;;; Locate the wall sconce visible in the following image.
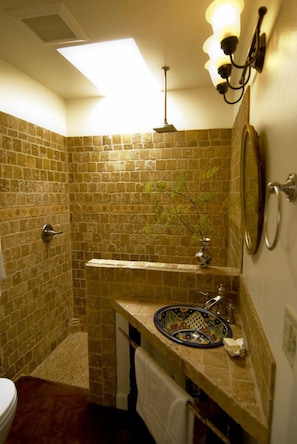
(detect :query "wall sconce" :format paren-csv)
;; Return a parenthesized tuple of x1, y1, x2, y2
(203, 0, 267, 104)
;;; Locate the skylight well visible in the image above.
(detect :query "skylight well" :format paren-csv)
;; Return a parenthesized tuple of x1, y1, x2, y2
(57, 38, 157, 97)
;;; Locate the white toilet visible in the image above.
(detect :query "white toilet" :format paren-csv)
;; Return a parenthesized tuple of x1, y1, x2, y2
(0, 378, 17, 444)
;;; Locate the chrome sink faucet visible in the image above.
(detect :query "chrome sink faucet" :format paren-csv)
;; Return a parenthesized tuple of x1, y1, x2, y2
(204, 284, 226, 316)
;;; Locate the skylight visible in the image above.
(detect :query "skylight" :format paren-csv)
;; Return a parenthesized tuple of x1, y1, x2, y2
(57, 38, 157, 97)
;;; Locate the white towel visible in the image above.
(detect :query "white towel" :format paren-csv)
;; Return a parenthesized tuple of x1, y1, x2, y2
(135, 347, 194, 444)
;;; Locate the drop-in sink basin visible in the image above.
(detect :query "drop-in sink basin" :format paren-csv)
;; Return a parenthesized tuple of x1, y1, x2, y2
(154, 305, 232, 348)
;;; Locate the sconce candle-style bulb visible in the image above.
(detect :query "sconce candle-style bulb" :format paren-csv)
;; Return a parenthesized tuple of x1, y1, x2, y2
(204, 60, 228, 91)
(203, 35, 230, 68)
(206, 0, 244, 54)
(203, 35, 232, 79)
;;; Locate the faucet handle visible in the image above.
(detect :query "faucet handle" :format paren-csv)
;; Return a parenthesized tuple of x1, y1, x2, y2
(198, 291, 209, 305)
(216, 284, 227, 316)
(226, 303, 236, 324)
(218, 283, 225, 295)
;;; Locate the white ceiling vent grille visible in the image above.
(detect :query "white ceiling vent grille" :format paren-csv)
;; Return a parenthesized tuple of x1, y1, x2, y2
(6, 2, 88, 45)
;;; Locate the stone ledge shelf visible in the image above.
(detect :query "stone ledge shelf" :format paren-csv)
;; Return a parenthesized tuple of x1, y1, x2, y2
(86, 259, 275, 444)
(113, 299, 267, 444)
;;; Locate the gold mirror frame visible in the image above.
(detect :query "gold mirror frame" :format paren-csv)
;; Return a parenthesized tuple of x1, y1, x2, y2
(240, 124, 264, 255)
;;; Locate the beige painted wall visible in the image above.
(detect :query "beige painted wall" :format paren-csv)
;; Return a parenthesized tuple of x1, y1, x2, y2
(0, 59, 67, 135)
(0, 58, 233, 136)
(243, 1, 297, 443)
(65, 87, 233, 136)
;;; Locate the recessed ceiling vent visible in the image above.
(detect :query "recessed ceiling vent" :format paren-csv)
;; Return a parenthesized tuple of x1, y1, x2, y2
(6, 2, 88, 45)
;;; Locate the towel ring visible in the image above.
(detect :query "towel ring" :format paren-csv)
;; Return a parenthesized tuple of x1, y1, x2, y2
(264, 183, 281, 250)
(264, 173, 297, 250)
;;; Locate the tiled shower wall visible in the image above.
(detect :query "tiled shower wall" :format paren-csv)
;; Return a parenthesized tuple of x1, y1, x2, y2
(68, 129, 232, 327)
(0, 112, 73, 379)
(0, 110, 235, 377)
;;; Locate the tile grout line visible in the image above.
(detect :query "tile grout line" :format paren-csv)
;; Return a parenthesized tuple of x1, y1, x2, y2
(31, 332, 89, 389)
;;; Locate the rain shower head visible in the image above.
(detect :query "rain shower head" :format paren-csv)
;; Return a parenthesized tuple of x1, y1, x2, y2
(154, 123, 177, 133)
(153, 66, 177, 133)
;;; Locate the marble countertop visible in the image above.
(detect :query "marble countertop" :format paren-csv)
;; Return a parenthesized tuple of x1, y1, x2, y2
(112, 298, 270, 444)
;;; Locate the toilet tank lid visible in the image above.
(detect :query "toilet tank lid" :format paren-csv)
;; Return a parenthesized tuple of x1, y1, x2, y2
(0, 378, 17, 415)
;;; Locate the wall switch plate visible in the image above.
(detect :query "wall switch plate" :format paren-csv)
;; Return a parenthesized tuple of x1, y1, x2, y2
(283, 305, 297, 368)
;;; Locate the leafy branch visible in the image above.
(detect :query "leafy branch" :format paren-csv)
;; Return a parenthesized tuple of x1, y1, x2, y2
(144, 167, 219, 243)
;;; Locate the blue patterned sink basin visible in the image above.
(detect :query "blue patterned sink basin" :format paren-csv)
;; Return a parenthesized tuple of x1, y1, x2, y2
(154, 305, 232, 348)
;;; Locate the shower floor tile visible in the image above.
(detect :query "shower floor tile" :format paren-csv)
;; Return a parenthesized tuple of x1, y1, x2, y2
(31, 332, 89, 389)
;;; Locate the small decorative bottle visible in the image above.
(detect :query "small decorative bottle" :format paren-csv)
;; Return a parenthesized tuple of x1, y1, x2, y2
(195, 237, 212, 268)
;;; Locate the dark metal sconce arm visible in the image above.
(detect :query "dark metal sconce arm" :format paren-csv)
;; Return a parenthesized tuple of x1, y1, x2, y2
(227, 66, 251, 90)
(229, 7, 267, 72)
(223, 87, 245, 105)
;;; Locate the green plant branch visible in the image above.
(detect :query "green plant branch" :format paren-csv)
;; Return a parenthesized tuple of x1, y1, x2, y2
(165, 191, 207, 238)
(145, 169, 220, 242)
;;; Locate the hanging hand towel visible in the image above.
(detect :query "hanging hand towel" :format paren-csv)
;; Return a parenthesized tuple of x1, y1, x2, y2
(135, 346, 194, 444)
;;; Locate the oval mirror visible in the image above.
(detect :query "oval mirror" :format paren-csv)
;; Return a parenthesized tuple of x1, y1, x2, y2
(240, 124, 264, 255)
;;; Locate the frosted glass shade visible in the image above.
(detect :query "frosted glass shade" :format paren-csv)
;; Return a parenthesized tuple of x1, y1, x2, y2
(206, 0, 244, 42)
(203, 36, 230, 69)
(205, 60, 226, 87)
